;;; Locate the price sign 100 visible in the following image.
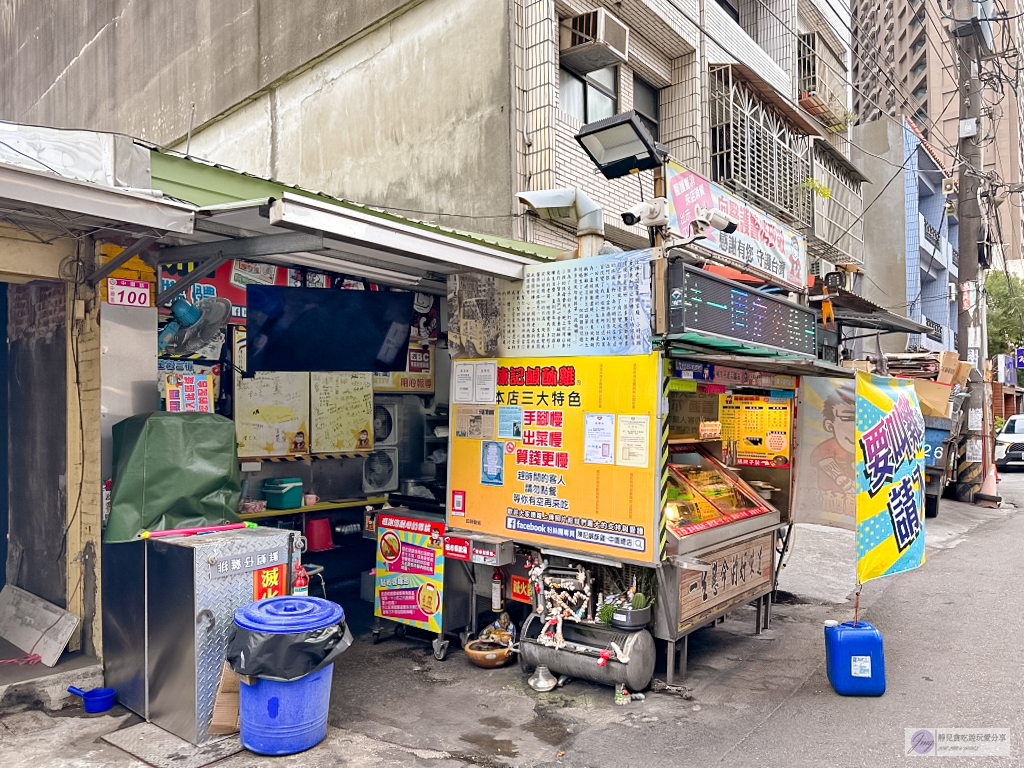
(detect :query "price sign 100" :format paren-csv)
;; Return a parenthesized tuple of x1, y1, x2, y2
(107, 278, 151, 307)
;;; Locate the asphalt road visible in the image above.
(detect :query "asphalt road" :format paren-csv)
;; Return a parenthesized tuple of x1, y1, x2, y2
(3, 479, 1021, 768)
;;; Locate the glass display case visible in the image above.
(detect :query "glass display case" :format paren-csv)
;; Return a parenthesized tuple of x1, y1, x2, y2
(664, 444, 773, 537)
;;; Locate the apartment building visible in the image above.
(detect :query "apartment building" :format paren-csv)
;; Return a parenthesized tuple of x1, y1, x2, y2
(852, 0, 1022, 268)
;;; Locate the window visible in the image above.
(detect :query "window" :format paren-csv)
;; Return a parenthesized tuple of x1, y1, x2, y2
(633, 75, 660, 140)
(559, 66, 618, 123)
(715, 0, 740, 23)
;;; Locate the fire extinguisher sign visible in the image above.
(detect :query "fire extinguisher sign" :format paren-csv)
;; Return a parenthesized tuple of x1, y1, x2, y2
(254, 564, 287, 600)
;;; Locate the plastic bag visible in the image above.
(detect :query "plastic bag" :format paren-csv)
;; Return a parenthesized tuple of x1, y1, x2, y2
(225, 621, 353, 682)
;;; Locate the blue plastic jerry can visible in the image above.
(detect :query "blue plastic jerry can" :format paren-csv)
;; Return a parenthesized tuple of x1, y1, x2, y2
(824, 620, 886, 696)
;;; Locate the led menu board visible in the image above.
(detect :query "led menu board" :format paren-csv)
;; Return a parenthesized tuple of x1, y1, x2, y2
(668, 264, 817, 357)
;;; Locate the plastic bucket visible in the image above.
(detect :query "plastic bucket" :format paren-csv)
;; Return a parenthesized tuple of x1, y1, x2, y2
(68, 685, 116, 713)
(233, 596, 345, 755)
(305, 518, 333, 552)
(239, 664, 334, 755)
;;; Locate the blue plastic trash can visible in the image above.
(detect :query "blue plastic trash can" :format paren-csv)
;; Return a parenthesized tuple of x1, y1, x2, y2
(233, 596, 345, 755)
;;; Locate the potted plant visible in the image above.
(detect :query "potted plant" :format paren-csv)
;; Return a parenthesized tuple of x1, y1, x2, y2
(610, 592, 653, 631)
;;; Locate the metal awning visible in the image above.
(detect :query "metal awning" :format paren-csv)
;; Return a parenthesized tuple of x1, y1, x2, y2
(0, 161, 195, 241)
(808, 287, 930, 334)
(665, 350, 855, 379)
(149, 193, 546, 302)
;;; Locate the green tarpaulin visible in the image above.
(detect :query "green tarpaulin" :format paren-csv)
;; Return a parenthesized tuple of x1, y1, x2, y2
(104, 412, 241, 543)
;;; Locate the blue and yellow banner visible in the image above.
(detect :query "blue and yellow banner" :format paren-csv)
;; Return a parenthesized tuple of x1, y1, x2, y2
(855, 373, 927, 583)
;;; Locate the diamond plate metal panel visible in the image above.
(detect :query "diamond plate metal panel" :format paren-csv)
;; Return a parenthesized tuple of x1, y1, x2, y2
(147, 528, 292, 745)
(192, 529, 292, 744)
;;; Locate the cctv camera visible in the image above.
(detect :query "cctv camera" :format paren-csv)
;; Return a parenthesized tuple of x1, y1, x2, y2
(621, 202, 648, 227)
(620, 198, 670, 228)
(693, 204, 739, 234)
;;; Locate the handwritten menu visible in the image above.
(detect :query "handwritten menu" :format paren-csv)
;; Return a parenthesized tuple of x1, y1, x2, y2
(234, 327, 309, 457)
(310, 372, 374, 453)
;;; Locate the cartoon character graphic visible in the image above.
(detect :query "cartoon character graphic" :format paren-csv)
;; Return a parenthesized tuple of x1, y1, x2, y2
(811, 391, 856, 494)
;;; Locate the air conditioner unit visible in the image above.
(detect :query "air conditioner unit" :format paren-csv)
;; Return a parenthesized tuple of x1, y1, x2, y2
(810, 257, 836, 279)
(559, 9, 629, 76)
(941, 177, 956, 196)
(373, 401, 399, 447)
(363, 448, 399, 493)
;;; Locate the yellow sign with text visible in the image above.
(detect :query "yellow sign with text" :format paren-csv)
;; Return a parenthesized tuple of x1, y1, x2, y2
(449, 355, 660, 563)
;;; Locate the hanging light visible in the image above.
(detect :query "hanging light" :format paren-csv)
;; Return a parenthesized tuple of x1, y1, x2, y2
(574, 111, 668, 180)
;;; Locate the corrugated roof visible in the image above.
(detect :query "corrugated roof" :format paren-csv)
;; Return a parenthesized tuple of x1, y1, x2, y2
(147, 146, 560, 262)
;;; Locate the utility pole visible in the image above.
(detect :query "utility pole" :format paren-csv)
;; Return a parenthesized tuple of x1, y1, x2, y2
(954, 34, 990, 502)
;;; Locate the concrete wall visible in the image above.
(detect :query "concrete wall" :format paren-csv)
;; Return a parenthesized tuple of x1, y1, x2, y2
(852, 118, 909, 354)
(178, 0, 516, 236)
(0, 0, 418, 144)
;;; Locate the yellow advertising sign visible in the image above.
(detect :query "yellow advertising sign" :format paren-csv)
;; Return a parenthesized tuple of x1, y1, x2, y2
(718, 394, 792, 467)
(855, 373, 926, 583)
(448, 355, 661, 563)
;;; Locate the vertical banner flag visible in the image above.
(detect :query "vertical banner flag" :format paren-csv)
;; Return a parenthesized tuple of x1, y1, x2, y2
(855, 373, 927, 582)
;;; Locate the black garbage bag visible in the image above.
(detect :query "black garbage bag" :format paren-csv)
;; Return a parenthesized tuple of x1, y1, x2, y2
(225, 620, 353, 682)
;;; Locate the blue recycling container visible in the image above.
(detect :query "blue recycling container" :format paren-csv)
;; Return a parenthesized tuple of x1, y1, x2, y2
(234, 596, 344, 755)
(824, 620, 886, 696)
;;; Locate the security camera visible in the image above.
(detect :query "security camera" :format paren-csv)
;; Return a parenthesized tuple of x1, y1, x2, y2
(693, 204, 739, 234)
(620, 197, 669, 228)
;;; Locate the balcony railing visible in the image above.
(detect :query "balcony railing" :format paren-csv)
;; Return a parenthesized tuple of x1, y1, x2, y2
(924, 317, 943, 343)
(923, 220, 940, 249)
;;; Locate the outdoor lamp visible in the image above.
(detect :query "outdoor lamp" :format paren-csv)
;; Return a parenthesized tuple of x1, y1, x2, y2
(574, 111, 668, 180)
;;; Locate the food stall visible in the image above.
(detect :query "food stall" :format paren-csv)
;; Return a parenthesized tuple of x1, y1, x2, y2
(445, 246, 850, 687)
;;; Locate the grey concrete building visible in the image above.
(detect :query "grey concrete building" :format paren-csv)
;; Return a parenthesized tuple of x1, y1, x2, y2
(1, 0, 864, 270)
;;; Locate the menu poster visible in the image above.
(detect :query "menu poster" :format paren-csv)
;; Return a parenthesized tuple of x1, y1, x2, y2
(583, 413, 615, 465)
(374, 513, 446, 632)
(164, 374, 214, 413)
(310, 372, 374, 453)
(718, 394, 791, 467)
(617, 415, 650, 468)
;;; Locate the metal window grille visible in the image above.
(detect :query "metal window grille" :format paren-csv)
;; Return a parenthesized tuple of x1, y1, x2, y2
(924, 220, 940, 249)
(952, 248, 959, 267)
(797, 33, 850, 132)
(924, 317, 943, 343)
(806, 145, 865, 265)
(709, 65, 812, 227)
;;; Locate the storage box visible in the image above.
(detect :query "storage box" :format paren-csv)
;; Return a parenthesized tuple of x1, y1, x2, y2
(936, 351, 961, 385)
(914, 379, 952, 419)
(263, 478, 303, 510)
(360, 570, 375, 603)
(954, 361, 972, 387)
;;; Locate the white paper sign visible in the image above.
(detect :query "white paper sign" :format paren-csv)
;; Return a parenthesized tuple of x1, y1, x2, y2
(616, 415, 650, 468)
(583, 413, 616, 464)
(454, 362, 475, 403)
(474, 360, 497, 404)
(966, 439, 983, 463)
(968, 408, 983, 432)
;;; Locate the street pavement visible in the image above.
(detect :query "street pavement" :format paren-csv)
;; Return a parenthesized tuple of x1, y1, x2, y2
(2, 479, 1021, 767)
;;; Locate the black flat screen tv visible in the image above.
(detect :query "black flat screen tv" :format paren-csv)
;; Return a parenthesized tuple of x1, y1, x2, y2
(245, 286, 414, 372)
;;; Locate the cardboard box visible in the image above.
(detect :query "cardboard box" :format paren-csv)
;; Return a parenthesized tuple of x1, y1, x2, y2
(914, 379, 953, 419)
(954, 361, 972, 387)
(209, 662, 240, 735)
(936, 351, 960, 385)
(842, 360, 873, 372)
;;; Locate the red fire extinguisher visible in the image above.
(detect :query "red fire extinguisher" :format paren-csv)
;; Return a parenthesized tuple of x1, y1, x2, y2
(293, 564, 309, 596)
(491, 568, 504, 611)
